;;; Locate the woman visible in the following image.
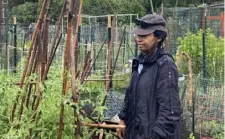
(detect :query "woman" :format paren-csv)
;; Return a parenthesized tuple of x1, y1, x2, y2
(117, 14, 181, 139)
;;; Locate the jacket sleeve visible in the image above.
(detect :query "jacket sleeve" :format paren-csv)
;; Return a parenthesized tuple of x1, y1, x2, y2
(118, 85, 130, 121)
(151, 58, 181, 139)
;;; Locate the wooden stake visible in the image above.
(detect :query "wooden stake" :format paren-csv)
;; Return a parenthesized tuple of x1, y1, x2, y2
(86, 38, 108, 78)
(43, 0, 67, 81)
(41, 17, 50, 80)
(10, 0, 48, 122)
(17, 31, 41, 122)
(105, 14, 117, 92)
(80, 50, 91, 84)
(70, 0, 83, 138)
(84, 123, 125, 129)
(58, 2, 72, 138)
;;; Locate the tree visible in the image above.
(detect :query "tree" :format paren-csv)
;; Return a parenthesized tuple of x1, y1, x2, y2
(83, 0, 145, 16)
(11, 2, 38, 24)
(8, 0, 224, 24)
(8, 0, 38, 8)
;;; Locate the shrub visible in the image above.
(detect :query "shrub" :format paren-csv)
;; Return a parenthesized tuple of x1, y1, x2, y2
(176, 29, 224, 80)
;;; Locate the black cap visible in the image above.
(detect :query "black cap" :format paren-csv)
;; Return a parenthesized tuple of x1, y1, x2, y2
(134, 14, 166, 35)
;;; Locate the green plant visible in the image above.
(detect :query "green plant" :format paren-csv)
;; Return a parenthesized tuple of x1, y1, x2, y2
(210, 120, 224, 139)
(112, 73, 130, 91)
(189, 133, 195, 139)
(0, 65, 122, 138)
(176, 29, 224, 80)
(201, 120, 224, 139)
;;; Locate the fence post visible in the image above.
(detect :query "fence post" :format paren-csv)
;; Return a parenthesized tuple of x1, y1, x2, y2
(13, 16, 17, 73)
(4, 6, 8, 73)
(202, 6, 207, 94)
(107, 15, 112, 88)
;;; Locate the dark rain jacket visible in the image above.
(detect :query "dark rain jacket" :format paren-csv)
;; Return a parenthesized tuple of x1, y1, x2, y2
(118, 47, 181, 139)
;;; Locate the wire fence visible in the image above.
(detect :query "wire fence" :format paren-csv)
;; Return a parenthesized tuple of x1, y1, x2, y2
(164, 4, 224, 139)
(0, 14, 138, 75)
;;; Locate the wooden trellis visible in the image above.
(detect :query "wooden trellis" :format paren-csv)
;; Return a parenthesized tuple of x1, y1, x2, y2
(10, 0, 126, 138)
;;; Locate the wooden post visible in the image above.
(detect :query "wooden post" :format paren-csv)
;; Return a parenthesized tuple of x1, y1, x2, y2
(80, 48, 91, 84)
(70, 0, 83, 138)
(42, 0, 67, 81)
(41, 17, 49, 79)
(105, 15, 116, 92)
(58, 5, 72, 139)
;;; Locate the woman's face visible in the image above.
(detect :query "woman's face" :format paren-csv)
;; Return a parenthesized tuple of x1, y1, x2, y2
(135, 33, 160, 53)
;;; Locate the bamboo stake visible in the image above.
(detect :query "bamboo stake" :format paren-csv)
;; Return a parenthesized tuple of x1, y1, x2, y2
(80, 49, 91, 80)
(41, 17, 50, 80)
(43, 0, 67, 80)
(105, 14, 116, 92)
(17, 31, 41, 122)
(58, 3, 72, 138)
(31, 88, 37, 110)
(80, 51, 91, 84)
(44, 33, 63, 79)
(28, 6, 52, 137)
(33, 31, 45, 112)
(25, 44, 40, 110)
(70, 0, 83, 138)
(10, 0, 48, 122)
(25, 82, 34, 108)
(86, 38, 107, 78)
(83, 58, 92, 80)
(26, 26, 46, 138)
(84, 123, 125, 129)
(71, 0, 82, 103)
(13, 82, 37, 85)
(84, 79, 124, 81)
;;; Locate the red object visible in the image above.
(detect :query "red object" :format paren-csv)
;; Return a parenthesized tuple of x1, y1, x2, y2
(198, 96, 224, 139)
(221, 12, 224, 37)
(206, 12, 224, 37)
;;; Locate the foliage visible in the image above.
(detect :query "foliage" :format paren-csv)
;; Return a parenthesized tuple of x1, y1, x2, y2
(7, 0, 38, 8)
(7, 0, 223, 24)
(83, 0, 146, 16)
(10, 2, 38, 24)
(38, 0, 64, 23)
(0, 64, 128, 138)
(201, 120, 224, 139)
(189, 133, 195, 139)
(112, 73, 130, 91)
(176, 29, 224, 80)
